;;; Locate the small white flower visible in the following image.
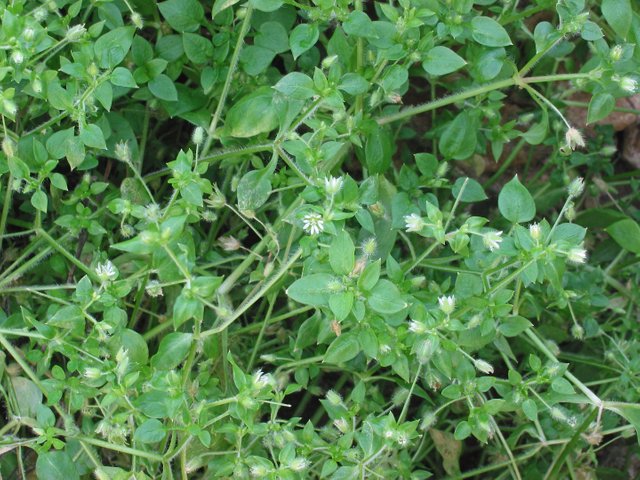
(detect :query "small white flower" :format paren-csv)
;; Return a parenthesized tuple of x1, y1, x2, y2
(34, 8, 48, 22)
(529, 223, 541, 241)
(219, 236, 241, 251)
(324, 176, 343, 196)
(302, 212, 324, 235)
(3, 99, 17, 116)
(288, 457, 309, 472)
(10, 50, 24, 65)
(326, 390, 343, 406)
(83, 367, 102, 379)
(409, 320, 427, 334)
(567, 246, 587, 264)
(610, 45, 623, 62)
(396, 432, 409, 446)
(144, 203, 161, 222)
(404, 213, 425, 232)
(361, 237, 377, 257)
(567, 177, 585, 198)
(334, 418, 349, 433)
(145, 280, 163, 297)
(571, 323, 585, 340)
(565, 127, 585, 150)
(438, 295, 456, 315)
(474, 359, 494, 375)
(66, 24, 86, 42)
(115, 141, 131, 163)
(384, 429, 395, 439)
(483, 230, 503, 252)
(23, 27, 36, 41)
(379, 344, 391, 354)
(252, 370, 271, 389)
(95, 260, 118, 282)
(249, 464, 269, 477)
(616, 75, 637, 93)
(192, 126, 205, 146)
(131, 12, 144, 29)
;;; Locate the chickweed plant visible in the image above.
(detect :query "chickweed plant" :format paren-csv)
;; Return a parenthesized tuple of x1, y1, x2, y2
(1, 0, 640, 478)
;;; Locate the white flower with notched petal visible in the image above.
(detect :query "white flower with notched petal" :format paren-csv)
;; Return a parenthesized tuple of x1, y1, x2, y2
(474, 359, 494, 374)
(567, 246, 587, 264)
(302, 213, 324, 235)
(565, 127, 585, 150)
(324, 176, 343, 196)
(483, 230, 503, 252)
(567, 177, 585, 198)
(95, 260, 118, 283)
(529, 223, 541, 241)
(438, 295, 456, 315)
(404, 213, 425, 232)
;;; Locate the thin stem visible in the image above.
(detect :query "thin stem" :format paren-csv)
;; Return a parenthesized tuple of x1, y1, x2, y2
(201, 7, 254, 156)
(0, 172, 13, 252)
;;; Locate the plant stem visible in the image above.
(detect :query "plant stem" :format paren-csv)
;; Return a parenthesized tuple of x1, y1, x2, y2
(376, 73, 593, 125)
(201, 7, 254, 157)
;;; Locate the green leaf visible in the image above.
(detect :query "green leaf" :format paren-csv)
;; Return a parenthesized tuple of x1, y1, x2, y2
(439, 111, 476, 160)
(522, 399, 538, 421)
(173, 291, 203, 328)
(94, 26, 135, 69)
(134, 419, 167, 443)
(606, 218, 640, 254)
(324, 332, 360, 364)
(158, 0, 204, 32)
(367, 279, 406, 314)
(64, 136, 86, 170)
(151, 332, 193, 370)
(11, 377, 42, 417)
(148, 74, 178, 101)
(31, 189, 48, 213)
(329, 292, 354, 321)
(471, 16, 512, 47)
(249, 0, 283, 12)
(287, 273, 335, 307)
(358, 259, 381, 292)
(601, 0, 632, 39)
(498, 316, 532, 337)
(226, 87, 278, 138)
(551, 377, 575, 395)
(422, 46, 466, 76)
(338, 73, 368, 95)
(364, 124, 392, 174)
(581, 21, 603, 41)
(290, 23, 319, 60)
(111, 67, 138, 88)
(236, 161, 275, 211)
(183, 33, 213, 64)
(329, 230, 355, 275)
(51, 173, 68, 191)
(606, 402, 640, 444)
(522, 109, 548, 145)
(452, 177, 487, 202)
(587, 92, 614, 124)
(498, 175, 536, 223)
(36, 451, 79, 480)
(274, 72, 315, 100)
(212, 0, 241, 18)
(80, 124, 107, 149)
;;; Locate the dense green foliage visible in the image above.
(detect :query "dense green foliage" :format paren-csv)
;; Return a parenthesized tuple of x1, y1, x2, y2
(1, 0, 640, 478)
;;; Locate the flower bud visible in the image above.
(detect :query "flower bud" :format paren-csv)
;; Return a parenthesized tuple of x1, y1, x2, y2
(131, 12, 144, 29)
(610, 45, 623, 62)
(192, 126, 205, 146)
(474, 359, 494, 375)
(567, 177, 585, 198)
